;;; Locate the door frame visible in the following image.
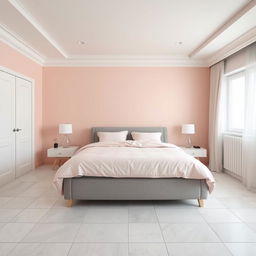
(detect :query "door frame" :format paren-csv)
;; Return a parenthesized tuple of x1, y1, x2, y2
(0, 66, 35, 170)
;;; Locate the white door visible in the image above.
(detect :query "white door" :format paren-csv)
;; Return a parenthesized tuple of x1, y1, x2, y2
(0, 71, 16, 186)
(15, 77, 32, 177)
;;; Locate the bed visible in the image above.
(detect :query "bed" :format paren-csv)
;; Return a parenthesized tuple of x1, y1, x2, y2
(58, 127, 213, 207)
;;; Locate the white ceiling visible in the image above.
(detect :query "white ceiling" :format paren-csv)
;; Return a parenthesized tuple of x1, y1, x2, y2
(0, 0, 255, 66)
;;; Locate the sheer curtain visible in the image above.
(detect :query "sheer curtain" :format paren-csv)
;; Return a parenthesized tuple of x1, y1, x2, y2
(209, 61, 225, 172)
(242, 43, 256, 190)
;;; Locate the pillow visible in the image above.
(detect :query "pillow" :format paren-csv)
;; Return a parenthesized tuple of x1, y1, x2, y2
(131, 132, 162, 142)
(97, 131, 128, 142)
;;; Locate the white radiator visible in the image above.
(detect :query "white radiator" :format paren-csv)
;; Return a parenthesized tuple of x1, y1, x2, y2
(223, 135, 242, 178)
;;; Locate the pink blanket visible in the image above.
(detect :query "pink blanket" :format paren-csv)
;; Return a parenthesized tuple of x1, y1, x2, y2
(53, 141, 215, 193)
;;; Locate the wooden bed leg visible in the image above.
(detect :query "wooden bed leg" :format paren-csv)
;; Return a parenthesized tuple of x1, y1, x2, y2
(198, 199, 204, 207)
(66, 200, 73, 207)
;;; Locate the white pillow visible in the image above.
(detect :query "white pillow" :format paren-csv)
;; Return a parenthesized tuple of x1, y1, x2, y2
(97, 131, 128, 142)
(131, 132, 162, 142)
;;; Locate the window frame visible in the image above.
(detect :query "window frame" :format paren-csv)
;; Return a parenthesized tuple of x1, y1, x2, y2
(225, 70, 245, 134)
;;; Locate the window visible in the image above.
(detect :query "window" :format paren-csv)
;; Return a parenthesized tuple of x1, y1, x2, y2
(226, 71, 245, 133)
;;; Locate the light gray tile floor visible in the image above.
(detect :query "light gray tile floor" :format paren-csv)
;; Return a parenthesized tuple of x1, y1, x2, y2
(0, 165, 255, 255)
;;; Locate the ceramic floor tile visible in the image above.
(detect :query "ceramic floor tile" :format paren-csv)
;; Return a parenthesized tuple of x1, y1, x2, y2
(154, 200, 199, 210)
(225, 243, 256, 256)
(0, 223, 35, 242)
(0, 182, 34, 197)
(210, 223, 256, 242)
(68, 243, 128, 256)
(247, 223, 256, 232)
(18, 187, 49, 198)
(52, 198, 68, 208)
(27, 197, 57, 209)
(8, 243, 71, 256)
(0, 165, 256, 253)
(83, 206, 128, 223)
(14, 173, 38, 183)
(129, 243, 168, 256)
(74, 200, 129, 209)
(0, 209, 22, 222)
(166, 243, 232, 256)
(129, 223, 164, 243)
(22, 223, 80, 242)
(156, 208, 205, 223)
(160, 223, 220, 242)
(13, 209, 49, 222)
(155, 207, 199, 215)
(199, 209, 241, 223)
(39, 208, 86, 223)
(0, 223, 6, 230)
(28, 182, 54, 189)
(220, 197, 256, 209)
(0, 243, 17, 256)
(1, 197, 35, 209)
(214, 189, 256, 198)
(129, 206, 157, 223)
(203, 197, 227, 209)
(232, 209, 256, 222)
(0, 197, 12, 206)
(75, 224, 128, 242)
(42, 189, 60, 198)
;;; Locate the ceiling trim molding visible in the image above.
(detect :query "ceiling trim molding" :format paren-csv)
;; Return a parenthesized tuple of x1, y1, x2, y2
(0, 25, 208, 67)
(8, 0, 68, 58)
(2, 21, 254, 68)
(189, 0, 256, 57)
(44, 56, 208, 67)
(0, 25, 45, 65)
(207, 27, 256, 66)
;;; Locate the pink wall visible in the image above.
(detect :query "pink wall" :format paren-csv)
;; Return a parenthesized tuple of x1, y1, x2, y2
(0, 42, 43, 166)
(43, 67, 210, 163)
(0, 41, 210, 167)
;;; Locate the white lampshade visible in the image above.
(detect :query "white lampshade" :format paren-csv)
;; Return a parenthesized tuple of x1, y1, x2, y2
(182, 124, 195, 134)
(59, 124, 72, 134)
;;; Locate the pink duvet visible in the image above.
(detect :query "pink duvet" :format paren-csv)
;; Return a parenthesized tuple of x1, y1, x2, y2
(53, 141, 215, 194)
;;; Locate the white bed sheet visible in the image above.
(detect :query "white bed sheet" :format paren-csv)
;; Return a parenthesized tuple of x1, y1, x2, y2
(53, 141, 215, 193)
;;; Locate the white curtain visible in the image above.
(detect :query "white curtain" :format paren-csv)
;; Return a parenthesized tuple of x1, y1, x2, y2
(209, 61, 225, 172)
(242, 43, 256, 190)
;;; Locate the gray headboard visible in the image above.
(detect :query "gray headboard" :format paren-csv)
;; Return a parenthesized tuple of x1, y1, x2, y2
(91, 127, 168, 143)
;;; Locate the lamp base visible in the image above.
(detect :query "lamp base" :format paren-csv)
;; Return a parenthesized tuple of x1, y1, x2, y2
(62, 135, 71, 148)
(185, 136, 192, 148)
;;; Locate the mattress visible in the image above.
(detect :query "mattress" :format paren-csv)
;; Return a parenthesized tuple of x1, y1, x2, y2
(53, 141, 215, 194)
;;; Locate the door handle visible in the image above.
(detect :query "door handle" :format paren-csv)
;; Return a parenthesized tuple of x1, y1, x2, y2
(13, 128, 22, 132)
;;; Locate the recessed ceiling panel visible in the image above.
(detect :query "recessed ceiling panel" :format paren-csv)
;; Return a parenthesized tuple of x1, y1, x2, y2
(0, 0, 63, 59)
(13, 0, 249, 57)
(195, 6, 256, 58)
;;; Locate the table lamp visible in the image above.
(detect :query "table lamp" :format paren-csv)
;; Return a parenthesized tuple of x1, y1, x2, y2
(182, 124, 195, 148)
(59, 124, 72, 148)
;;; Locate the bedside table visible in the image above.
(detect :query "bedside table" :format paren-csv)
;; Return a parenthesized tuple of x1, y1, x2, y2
(180, 147, 207, 159)
(47, 146, 79, 170)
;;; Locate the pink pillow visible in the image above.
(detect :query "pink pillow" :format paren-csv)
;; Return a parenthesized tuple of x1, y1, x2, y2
(131, 132, 162, 142)
(97, 131, 128, 142)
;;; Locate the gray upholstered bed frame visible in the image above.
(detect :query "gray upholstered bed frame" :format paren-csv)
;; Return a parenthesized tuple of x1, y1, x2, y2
(63, 127, 208, 207)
